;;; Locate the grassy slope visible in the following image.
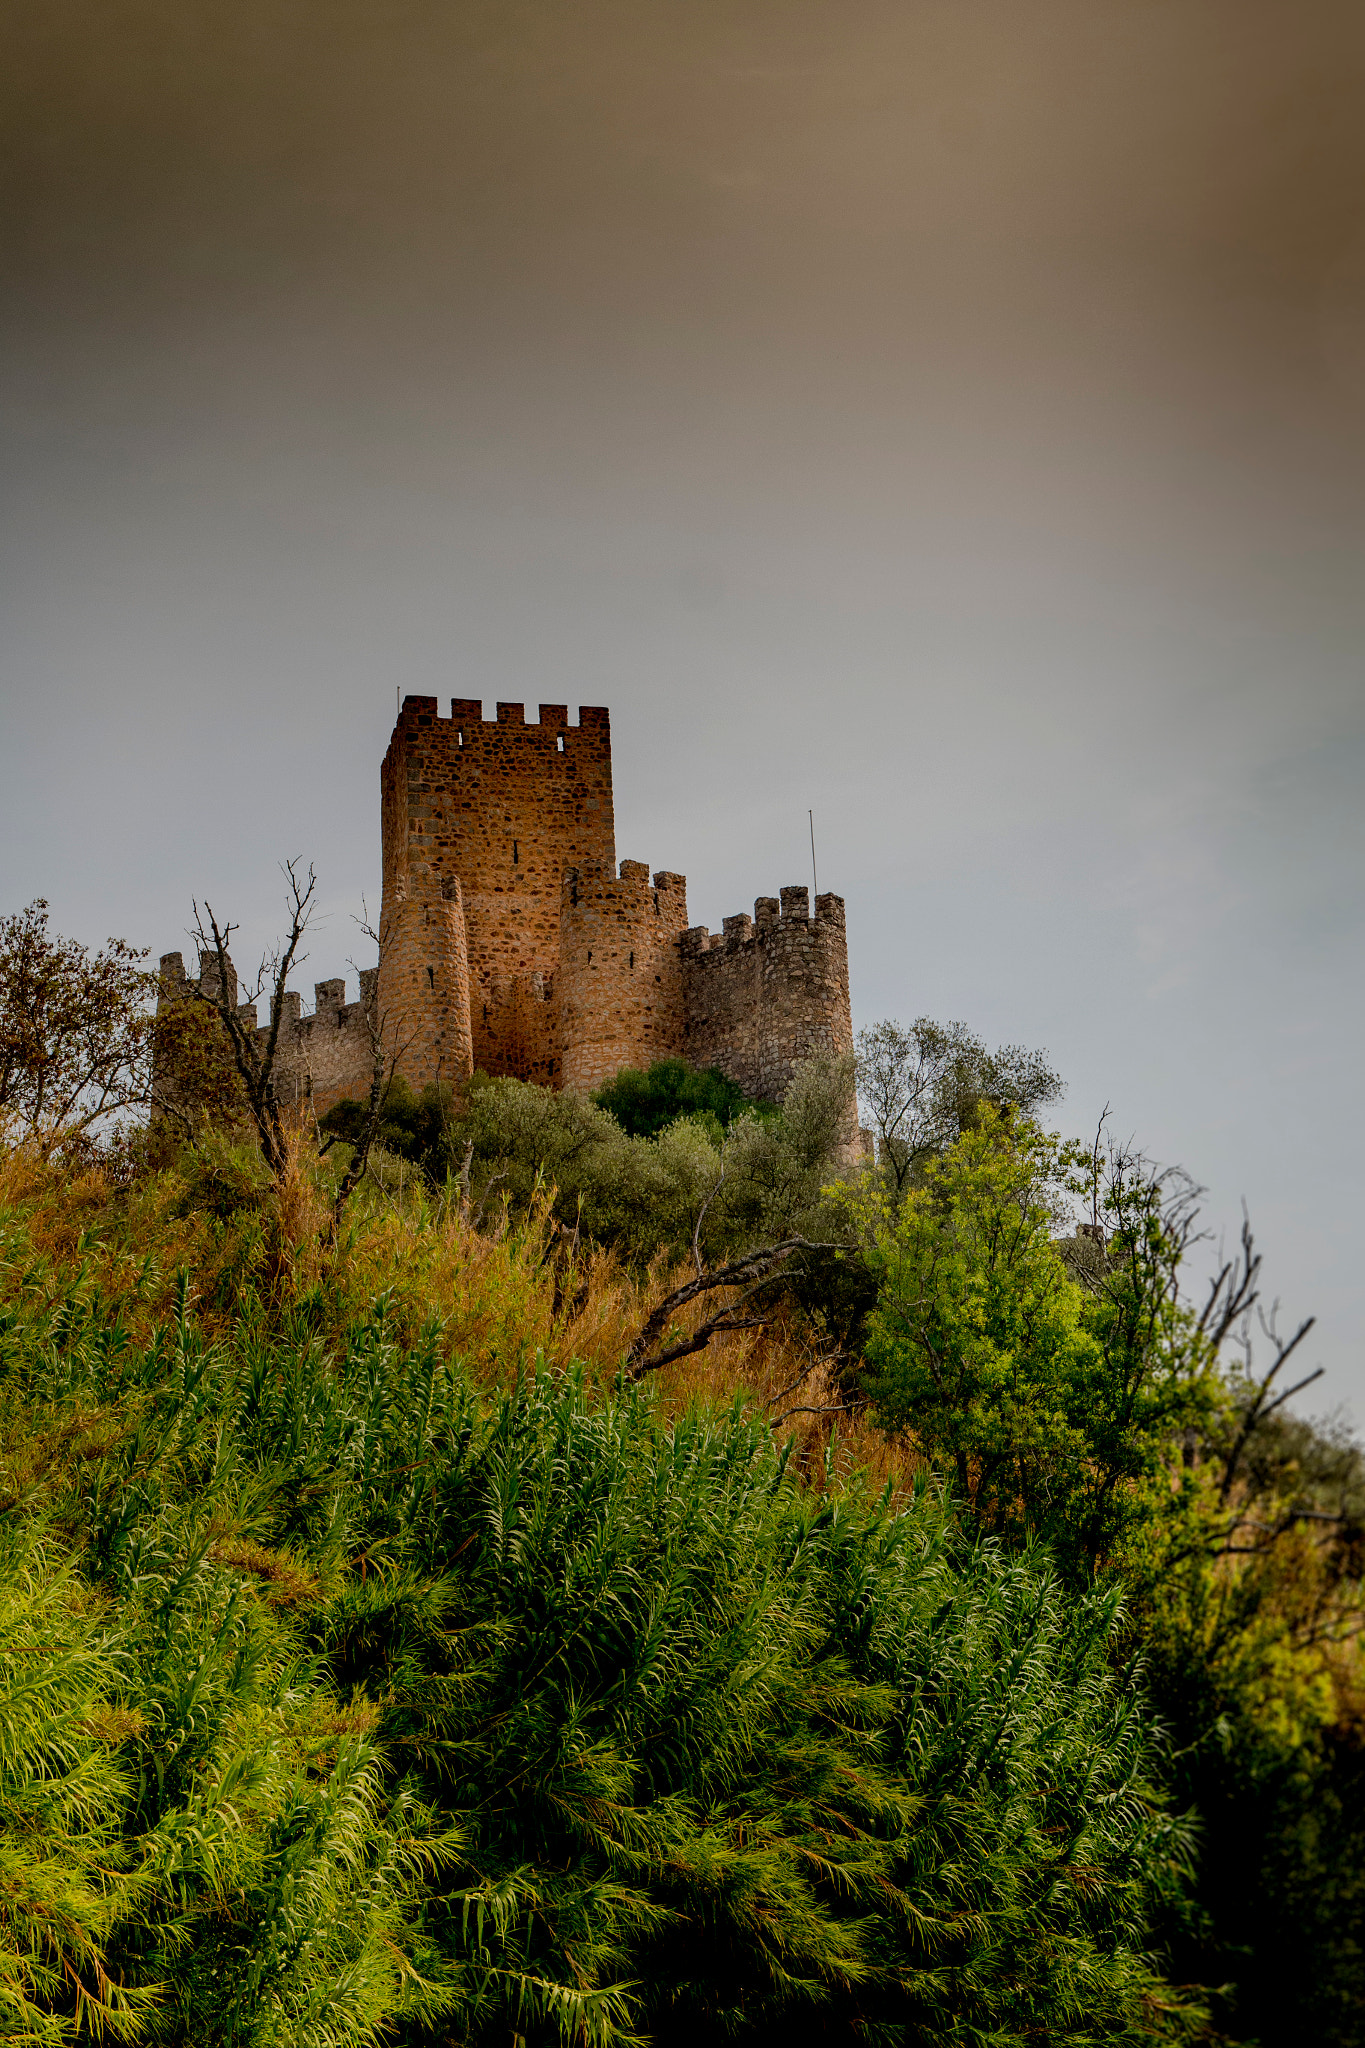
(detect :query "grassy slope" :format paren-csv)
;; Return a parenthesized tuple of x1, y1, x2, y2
(0, 1141, 1200, 2046)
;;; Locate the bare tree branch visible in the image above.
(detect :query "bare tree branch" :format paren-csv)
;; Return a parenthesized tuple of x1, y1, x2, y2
(770, 1401, 848, 1428)
(188, 860, 317, 1178)
(626, 1236, 852, 1381)
(1219, 1293, 1320, 1507)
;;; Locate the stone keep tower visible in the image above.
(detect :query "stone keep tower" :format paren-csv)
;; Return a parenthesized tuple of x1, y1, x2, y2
(379, 696, 616, 1088)
(377, 695, 856, 1107)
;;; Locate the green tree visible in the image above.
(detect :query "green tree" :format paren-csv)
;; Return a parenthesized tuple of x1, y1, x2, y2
(858, 1107, 1365, 2044)
(593, 1056, 749, 1139)
(318, 1074, 457, 1180)
(855, 1016, 1062, 1194)
(861, 1108, 1217, 1565)
(320, 1053, 858, 1268)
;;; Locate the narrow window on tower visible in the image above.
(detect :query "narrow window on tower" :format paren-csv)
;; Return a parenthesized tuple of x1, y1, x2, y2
(557, 734, 565, 753)
(629, 950, 634, 968)
(427, 966, 435, 989)
(513, 840, 519, 864)
(457, 729, 463, 746)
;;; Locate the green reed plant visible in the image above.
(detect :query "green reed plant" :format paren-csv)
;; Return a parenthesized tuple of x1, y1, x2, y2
(0, 1149, 1201, 2044)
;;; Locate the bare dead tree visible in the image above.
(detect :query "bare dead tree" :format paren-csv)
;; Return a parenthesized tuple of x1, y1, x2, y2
(451, 1137, 509, 1230)
(1113, 1193, 1333, 1575)
(1164, 1200, 1321, 1515)
(1217, 1302, 1321, 1510)
(456, 1137, 475, 1223)
(626, 1235, 853, 1382)
(189, 860, 317, 1179)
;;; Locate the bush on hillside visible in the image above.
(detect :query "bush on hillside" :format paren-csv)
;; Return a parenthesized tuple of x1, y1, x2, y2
(592, 1056, 751, 1139)
(321, 1051, 860, 1264)
(8, 951, 1365, 2048)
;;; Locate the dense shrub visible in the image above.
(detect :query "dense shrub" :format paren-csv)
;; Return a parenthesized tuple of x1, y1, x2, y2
(592, 1056, 750, 1139)
(7, 1008, 1363, 2045)
(321, 1052, 858, 1264)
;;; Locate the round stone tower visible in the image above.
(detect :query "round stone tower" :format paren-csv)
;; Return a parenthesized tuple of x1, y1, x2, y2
(557, 862, 689, 1093)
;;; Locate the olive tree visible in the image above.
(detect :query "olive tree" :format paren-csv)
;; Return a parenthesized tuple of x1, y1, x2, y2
(855, 1016, 1062, 1193)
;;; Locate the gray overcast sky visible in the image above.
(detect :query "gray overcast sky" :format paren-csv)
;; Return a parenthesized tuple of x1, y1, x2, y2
(2, 1, 1362, 1408)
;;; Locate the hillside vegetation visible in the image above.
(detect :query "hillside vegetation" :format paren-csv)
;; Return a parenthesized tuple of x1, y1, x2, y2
(1, 902, 1362, 2045)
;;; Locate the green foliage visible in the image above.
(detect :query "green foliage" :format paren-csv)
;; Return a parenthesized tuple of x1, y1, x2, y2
(0, 1162, 1200, 2045)
(1132, 1384, 1365, 2045)
(853, 1104, 1365, 2044)
(0, 899, 156, 1154)
(855, 1016, 1062, 1195)
(323, 1053, 858, 1266)
(859, 1110, 1212, 1567)
(148, 995, 249, 1155)
(592, 1058, 750, 1140)
(10, 984, 1365, 2046)
(0, 1529, 153, 2043)
(319, 1076, 456, 1180)
(173, 1125, 275, 1221)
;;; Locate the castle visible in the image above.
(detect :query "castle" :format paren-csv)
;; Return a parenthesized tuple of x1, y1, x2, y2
(158, 699, 855, 1120)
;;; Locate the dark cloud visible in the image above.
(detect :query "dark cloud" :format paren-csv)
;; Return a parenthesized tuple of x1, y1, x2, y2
(2, 0, 1362, 1400)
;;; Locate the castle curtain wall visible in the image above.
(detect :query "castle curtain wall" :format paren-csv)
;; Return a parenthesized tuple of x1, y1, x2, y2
(162, 699, 859, 1130)
(680, 888, 854, 1101)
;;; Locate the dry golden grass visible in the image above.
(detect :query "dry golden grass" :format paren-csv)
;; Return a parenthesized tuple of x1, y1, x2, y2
(206, 1538, 321, 1609)
(0, 1137, 923, 1499)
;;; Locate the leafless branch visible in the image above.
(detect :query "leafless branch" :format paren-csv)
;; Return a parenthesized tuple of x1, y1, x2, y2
(1087, 1103, 1111, 1231)
(1198, 1207, 1262, 1353)
(692, 1159, 727, 1279)
(626, 1237, 852, 1381)
(331, 899, 422, 1225)
(765, 1356, 823, 1411)
(456, 1138, 475, 1224)
(770, 1401, 848, 1428)
(470, 1168, 509, 1233)
(188, 861, 317, 1177)
(1219, 1289, 1320, 1506)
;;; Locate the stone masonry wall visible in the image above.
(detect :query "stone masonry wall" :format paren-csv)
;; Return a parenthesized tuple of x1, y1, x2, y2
(558, 863, 690, 1093)
(376, 878, 474, 1092)
(162, 701, 863, 1137)
(681, 887, 853, 1102)
(155, 952, 381, 1121)
(380, 696, 614, 1087)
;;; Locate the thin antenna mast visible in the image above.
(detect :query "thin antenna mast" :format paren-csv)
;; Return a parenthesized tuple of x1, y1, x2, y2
(809, 809, 818, 902)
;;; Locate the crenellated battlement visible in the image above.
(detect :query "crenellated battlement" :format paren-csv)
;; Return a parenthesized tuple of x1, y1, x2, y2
(680, 886, 845, 960)
(155, 951, 380, 1119)
(679, 887, 853, 1102)
(385, 696, 610, 752)
(166, 701, 860, 1134)
(380, 694, 615, 1085)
